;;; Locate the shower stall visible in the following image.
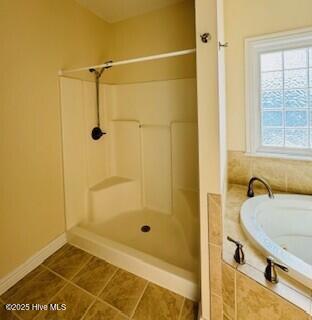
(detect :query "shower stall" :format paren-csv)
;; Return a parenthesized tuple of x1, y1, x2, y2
(59, 50, 199, 299)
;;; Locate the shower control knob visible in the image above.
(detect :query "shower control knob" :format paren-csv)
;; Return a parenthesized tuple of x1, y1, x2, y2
(227, 236, 245, 265)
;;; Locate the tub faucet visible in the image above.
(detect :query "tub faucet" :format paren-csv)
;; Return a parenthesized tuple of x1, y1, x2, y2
(247, 176, 274, 199)
(264, 257, 288, 284)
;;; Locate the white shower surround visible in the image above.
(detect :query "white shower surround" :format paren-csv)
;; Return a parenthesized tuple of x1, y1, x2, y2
(60, 77, 199, 300)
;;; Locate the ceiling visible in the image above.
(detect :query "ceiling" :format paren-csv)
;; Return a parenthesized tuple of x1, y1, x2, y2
(75, 0, 186, 23)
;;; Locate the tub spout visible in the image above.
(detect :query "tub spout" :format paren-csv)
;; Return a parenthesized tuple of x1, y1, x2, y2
(247, 176, 274, 199)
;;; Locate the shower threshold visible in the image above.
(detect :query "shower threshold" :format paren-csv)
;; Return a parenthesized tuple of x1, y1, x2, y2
(67, 209, 199, 300)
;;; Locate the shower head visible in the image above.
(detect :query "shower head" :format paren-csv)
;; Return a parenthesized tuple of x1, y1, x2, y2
(89, 67, 105, 79)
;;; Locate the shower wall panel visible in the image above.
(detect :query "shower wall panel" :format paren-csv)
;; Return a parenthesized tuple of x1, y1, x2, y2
(141, 127, 172, 213)
(83, 82, 111, 187)
(60, 78, 88, 229)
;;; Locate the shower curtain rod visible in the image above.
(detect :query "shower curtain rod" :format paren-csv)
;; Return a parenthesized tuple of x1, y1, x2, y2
(59, 48, 196, 75)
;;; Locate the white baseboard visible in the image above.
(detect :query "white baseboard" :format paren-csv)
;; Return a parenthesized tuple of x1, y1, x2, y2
(0, 233, 67, 295)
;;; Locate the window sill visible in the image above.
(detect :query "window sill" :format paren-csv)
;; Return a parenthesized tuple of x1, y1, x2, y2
(245, 151, 312, 162)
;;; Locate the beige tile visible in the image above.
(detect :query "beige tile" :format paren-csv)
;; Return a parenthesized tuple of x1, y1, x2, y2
(1, 268, 65, 320)
(83, 300, 127, 320)
(0, 303, 20, 320)
(208, 194, 222, 246)
(209, 244, 222, 296)
(236, 272, 309, 320)
(228, 151, 252, 185)
(223, 314, 232, 320)
(286, 161, 312, 194)
(133, 283, 183, 320)
(72, 256, 117, 296)
(43, 244, 91, 280)
(180, 299, 198, 320)
(36, 283, 94, 320)
(100, 269, 147, 317)
(251, 157, 287, 191)
(211, 293, 223, 320)
(237, 263, 311, 314)
(222, 262, 235, 320)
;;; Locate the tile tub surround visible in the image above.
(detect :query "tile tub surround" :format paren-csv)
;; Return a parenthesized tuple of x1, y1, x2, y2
(0, 244, 198, 320)
(223, 184, 312, 319)
(208, 193, 224, 320)
(228, 150, 312, 194)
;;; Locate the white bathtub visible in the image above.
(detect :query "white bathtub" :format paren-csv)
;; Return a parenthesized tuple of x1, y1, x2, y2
(240, 194, 312, 288)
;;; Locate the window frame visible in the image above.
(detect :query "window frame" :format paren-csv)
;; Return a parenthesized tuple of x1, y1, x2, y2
(245, 27, 312, 159)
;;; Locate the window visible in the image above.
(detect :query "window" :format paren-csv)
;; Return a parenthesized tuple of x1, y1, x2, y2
(246, 28, 312, 159)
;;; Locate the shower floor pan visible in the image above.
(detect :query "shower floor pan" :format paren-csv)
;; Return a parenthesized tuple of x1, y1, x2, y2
(67, 208, 199, 300)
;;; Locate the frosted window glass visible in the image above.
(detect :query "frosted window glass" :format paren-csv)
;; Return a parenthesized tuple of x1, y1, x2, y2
(284, 89, 308, 109)
(284, 69, 308, 89)
(262, 111, 283, 126)
(261, 72, 283, 90)
(261, 90, 283, 109)
(262, 128, 284, 146)
(285, 111, 308, 127)
(284, 49, 307, 69)
(259, 46, 312, 150)
(261, 52, 282, 71)
(285, 129, 308, 148)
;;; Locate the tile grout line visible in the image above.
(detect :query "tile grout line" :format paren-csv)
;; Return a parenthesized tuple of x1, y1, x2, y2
(41, 264, 130, 319)
(96, 267, 119, 298)
(0, 296, 24, 320)
(32, 281, 71, 320)
(129, 281, 149, 320)
(94, 297, 130, 319)
(79, 298, 97, 320)
(178, 297, 186, 320)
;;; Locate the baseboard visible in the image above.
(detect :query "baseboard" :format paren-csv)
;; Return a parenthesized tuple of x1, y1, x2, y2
(0, 233, 67, 295)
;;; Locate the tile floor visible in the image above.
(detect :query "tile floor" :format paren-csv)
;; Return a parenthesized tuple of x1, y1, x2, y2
(0, 244, 198, 320)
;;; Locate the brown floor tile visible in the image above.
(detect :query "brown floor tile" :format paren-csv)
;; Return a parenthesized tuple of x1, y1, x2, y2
(0, 303, 20, 320)
(99, 269, 147, 317)
(43, 244, 91, 280)
(35, 283, 94, 320)
(1, 268, 66, 320)
(1, 266, 44, 301)
(180, 299, 198, 320)
(72, 256, 117, 296)
(133, 283, 184, 320)
(83, 300, 127, 320)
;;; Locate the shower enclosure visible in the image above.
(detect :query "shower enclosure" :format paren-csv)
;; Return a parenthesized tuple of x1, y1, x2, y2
(60, 50, 199, 299)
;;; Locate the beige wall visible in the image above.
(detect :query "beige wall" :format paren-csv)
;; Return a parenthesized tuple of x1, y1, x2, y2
(225, 0, 312, 151)
(106, 0, 196, 84)
(0, 0, 112, 278)
(0, 0, 196, 278)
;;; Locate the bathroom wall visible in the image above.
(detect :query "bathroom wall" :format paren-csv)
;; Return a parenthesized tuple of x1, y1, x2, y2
(228, 151, 312, 194)
(105, 0, 196, 84)
(0, 0, 112, 278)
(225, 0, 312, 151)
(0, 0, 196, 279)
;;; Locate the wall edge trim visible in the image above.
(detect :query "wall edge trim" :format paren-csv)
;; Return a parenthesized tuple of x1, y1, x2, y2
(0, 233, 67, 295)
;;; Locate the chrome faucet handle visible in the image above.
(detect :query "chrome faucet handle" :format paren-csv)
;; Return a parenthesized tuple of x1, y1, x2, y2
(227, 236, 245, 265)
(264, 257, 288, 284)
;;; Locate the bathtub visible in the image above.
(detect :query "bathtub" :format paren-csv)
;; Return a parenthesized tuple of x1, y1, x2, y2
(240, 194, 312, 288)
